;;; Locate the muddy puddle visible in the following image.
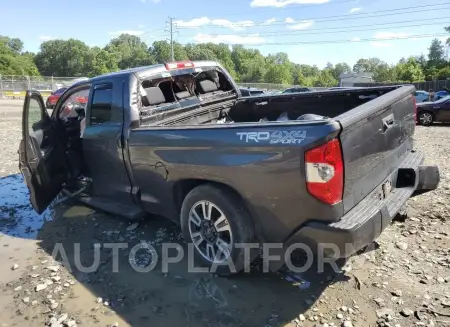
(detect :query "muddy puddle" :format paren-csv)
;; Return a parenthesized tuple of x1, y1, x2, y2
(0, 174, 54, 239)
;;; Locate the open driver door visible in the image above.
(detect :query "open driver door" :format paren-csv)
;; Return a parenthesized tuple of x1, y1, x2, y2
(19, 90, 67, 214)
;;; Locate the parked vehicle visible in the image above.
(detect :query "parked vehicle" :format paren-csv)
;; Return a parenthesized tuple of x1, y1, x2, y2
(281, 87, 312, 94)
(239, 87, 265, 97)
(46, 87, 67, 109)
(415, 90, 429, 103)
(19, 61, 440, 275)
(416, 95, 450, 125)
(435, 90, 449, 101)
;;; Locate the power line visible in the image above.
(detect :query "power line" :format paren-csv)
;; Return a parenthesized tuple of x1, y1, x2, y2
(177, 0, 358, 20)
(178, 18, 450, 38)
(248, 33, 449, 46)
(176, 2, 450, 29)
(178, 33, 447, 47)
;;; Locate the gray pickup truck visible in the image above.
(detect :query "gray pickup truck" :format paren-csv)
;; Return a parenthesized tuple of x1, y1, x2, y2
(19, 60, 440, 274)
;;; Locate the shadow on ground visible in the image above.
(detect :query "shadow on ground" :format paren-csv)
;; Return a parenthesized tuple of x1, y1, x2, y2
(1, 173, 351, 327)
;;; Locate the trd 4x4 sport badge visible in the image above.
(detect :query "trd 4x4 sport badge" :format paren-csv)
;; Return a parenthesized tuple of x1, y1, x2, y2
(236, 130, 307, 144)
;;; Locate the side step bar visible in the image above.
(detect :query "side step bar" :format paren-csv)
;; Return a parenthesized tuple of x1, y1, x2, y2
(61, 189, 146, 221)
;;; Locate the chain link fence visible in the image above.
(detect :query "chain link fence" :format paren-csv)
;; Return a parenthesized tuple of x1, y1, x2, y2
(0, 75, 84, 98)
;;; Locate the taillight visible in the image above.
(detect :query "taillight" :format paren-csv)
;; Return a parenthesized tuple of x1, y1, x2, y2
(165, 61, 194, 70)
(305, 139, 343, 205)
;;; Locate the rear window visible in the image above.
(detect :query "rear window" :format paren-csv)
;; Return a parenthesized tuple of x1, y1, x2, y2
(139, 68, 235, 117)
(90, 87, 112, 124)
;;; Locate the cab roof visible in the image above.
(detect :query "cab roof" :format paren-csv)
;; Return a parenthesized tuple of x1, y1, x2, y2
(78, 60, 221, 85)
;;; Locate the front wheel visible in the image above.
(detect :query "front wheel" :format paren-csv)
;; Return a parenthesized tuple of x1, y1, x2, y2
(180, 184, 257, 276)
(418, 111, 434, 126)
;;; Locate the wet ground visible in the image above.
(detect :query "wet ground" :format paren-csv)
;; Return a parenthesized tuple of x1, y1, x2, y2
(0, 99, 449, 327)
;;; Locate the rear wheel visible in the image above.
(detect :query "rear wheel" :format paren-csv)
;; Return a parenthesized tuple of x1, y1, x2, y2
(180, 184, 257, 275)
(418, 111, 434, 126)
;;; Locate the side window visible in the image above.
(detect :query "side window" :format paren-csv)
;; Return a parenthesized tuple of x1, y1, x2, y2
(90, 86, 113, 125)
(59, 89, 90, 120)
(28, 98, 44, 135)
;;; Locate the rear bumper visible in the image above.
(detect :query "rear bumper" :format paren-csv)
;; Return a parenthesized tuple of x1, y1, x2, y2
(284, 151, 439, 260)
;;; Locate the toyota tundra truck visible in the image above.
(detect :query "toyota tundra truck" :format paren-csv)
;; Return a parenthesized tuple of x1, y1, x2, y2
(19, 60, 440, 275)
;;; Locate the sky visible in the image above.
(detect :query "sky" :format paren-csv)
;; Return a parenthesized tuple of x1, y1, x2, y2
(1, 0, 449, 68)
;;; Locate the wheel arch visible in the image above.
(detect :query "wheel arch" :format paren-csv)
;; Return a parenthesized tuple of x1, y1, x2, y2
(172, 179, 263, 241)
(418, 110, 435, 125)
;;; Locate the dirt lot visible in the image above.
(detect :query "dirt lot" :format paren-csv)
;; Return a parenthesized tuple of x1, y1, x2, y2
(0, 99, 449, 327)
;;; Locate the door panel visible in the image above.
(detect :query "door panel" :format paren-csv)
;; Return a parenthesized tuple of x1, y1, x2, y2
(82, 80, 135, 205)
(19, 91, 66, 213)
(437, 101, 450, 122)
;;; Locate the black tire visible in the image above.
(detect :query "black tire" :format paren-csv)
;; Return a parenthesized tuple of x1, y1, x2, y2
(180, 184, 257, 276)
(418, 111, 434, 126)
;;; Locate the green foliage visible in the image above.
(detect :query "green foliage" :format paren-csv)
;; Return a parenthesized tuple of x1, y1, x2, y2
(0, 36, 39, 75)
(437, 66, 450, 80)
(428, 39, 446, 68)
(394, 57, 425, 82)
(34, 39, 92, 76)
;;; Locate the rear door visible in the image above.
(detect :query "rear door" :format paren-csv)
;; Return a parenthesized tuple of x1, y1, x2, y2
(434, 98, 450, 121)
(19, 91, 67, 213)
(336, 86, 416, 213)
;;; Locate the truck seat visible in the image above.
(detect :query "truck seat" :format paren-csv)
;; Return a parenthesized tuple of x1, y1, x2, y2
(197, 80, 218, 94)
(143, 87, 167, 107)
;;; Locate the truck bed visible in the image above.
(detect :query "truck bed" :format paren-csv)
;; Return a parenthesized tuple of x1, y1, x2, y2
(144, 86, 401, 126)
(129, 85, 417, 243)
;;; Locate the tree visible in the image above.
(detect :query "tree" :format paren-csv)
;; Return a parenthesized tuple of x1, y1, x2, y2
(0, 36, 39, 75)
(437, 66, 450, 80)
(373, 63, 395, 82)
(428, 38, 446, 68)
(394, 57, 425, 82)
(105, 34, 155, 70)
(332, 62, 351, 80)
(34, 39, 92, 76)
(445, 26, 450, 46)
(0, 35, 23, 54)
(86, 47, 119, 76)
(312, 69, 338, 87)
(353, 58, 384, 73)
(353, 59, 371, 73)
(298, 64, 320, 78)
(264, 63, 292, 84)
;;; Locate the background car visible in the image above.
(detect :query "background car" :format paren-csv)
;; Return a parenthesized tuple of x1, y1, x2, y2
(46, 87, 67, 109)
(281, 87, 312, 94)
(416, 95, 450, 125)
(239, 88, 265, 97)
(435, 90, 449, 100)
(415, 90, 429, 103)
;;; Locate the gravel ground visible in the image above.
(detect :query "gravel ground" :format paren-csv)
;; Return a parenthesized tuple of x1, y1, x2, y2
(0, 99, 449, 327)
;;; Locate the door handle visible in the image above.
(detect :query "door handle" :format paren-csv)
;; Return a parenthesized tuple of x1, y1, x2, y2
(381, 114, 395, 133)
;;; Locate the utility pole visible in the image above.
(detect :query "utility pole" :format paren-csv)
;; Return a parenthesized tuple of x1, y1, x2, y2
(166, 17, 175, 62)
(166, 17, 178, 61)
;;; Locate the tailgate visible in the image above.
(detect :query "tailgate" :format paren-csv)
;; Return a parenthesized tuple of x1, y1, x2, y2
(336, 85, 416, 214)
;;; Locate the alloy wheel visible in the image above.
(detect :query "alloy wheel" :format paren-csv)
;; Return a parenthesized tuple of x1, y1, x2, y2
(188, 200, 233, 263)
(419, 112, 433, 125)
